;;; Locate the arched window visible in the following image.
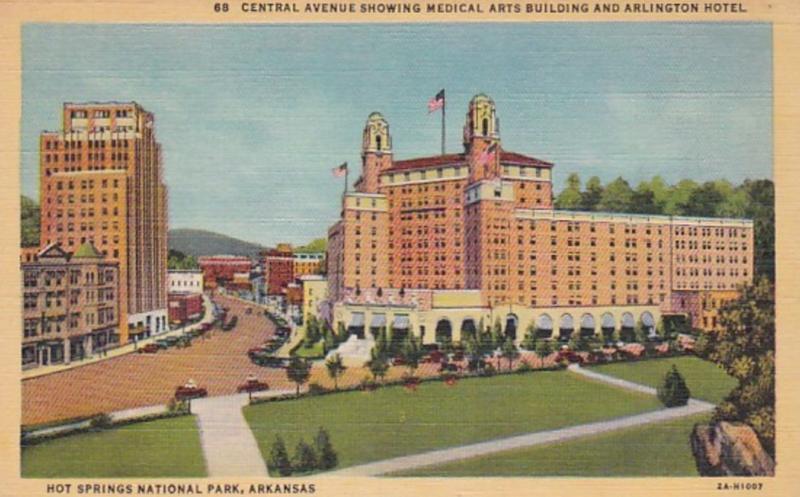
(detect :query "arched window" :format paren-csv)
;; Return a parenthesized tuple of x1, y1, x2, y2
(376, 135, 382, 150)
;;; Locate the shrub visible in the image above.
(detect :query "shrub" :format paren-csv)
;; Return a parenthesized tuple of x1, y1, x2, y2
(292, 440, 318, 474)
(657, 365, 691, 407)
(314, 428, 338, 470)
(88, 413, 113, 430)
(516, 361, 533, 373)
(307, 382, 328, 396)
(269, 435, 293, 476)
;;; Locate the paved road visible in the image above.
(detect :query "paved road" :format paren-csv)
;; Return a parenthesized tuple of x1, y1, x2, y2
(22, 294, 294, 426)
(326, 365, 715, 477)
(192, 393, 269, 477)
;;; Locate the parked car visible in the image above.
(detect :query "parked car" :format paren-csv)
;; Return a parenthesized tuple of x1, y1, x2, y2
(174, 384, 208, 401)
(237, 379, 269, 393)
(155, 339, 170, 350)
(137, 343, 159, 354)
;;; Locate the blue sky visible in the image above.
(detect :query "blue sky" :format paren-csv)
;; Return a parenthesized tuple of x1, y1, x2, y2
(21, 23, 772, 246)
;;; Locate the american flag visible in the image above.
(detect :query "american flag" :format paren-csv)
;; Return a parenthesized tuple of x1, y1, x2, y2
(331, 162, 348, 177)
(428, 89, 445, 113)
(479, 142, 498, 165)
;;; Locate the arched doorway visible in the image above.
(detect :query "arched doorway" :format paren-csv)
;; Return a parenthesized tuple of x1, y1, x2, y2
(460, 318, 477, 341)
(504, 314, 519, 341)
(621, 312, 635, 342)
(436, 318, 453, 344)
(601, 313, 615, 341)
(536, 314, 553, 339)
(580, 314, 596, 338)
(559, 313, 574, 341)
(641, 311, 656, 337)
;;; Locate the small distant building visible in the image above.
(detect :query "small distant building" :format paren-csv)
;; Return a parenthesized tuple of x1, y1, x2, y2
(198, 255, 252, 290)
(293, 252, 325, 277)
(300, 274, 328, 322)
(168, 269, 203, 294)
(285, 282, 304, 324)
(21, 243, 119, 369)
(263, 243, 294, 299)
(168, 292, 204, 326)
(670, 289, 741, 331)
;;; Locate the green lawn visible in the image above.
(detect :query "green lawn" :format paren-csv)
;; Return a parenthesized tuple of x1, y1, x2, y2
(22, 416, 206, 478)
(293, 340, 325, 358)
(243, 370, 663, 473)
(393, 413, 710, 477)
(589, 356, 737, 404)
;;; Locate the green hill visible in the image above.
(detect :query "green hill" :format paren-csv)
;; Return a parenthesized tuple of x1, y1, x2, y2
(168, 229, 265, 258)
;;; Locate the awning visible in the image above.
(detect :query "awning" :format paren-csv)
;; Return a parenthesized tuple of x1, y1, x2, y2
(559, 314, 574, 330)
(392, 315, 410, 330)
(641, 312, 655, 327)
(349, 312, 365, 327)
(370, 314, 386, 328)
(601, 314, 615, 328)
(580, 314, 595, 329)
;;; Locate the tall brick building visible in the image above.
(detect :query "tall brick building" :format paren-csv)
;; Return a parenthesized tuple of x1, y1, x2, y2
(326, 95, 754, 342)
(38, 102, 168, 344)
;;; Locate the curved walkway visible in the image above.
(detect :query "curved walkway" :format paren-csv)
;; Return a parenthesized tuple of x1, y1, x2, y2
(327, 365, 715, 477)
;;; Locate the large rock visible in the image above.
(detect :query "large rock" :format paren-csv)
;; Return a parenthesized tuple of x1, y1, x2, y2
(691, 421, 775, 476)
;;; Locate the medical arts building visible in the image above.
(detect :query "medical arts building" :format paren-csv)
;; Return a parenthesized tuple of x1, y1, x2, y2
(325, 94, 754, 343)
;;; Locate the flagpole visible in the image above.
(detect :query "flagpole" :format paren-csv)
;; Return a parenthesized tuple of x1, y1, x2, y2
(344, 162, 348, 196)
(441, 93, 446, 155)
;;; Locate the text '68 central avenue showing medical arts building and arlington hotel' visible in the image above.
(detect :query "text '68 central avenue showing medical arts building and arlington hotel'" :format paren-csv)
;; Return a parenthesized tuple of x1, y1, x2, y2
(326, 94, 754, 342)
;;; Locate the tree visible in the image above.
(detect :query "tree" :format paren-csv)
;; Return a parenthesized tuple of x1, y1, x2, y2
(269, 435, 293, 476)
(304, 315, 320, 348)
(492, 317, 504, 349)
(21, 195, 40, 247)
(401, 335, 423, 376)
(286, 357, 312, 397)
(521, 322, 537, 350)
(742, 179, 775, 282)
(322, 323, 336, 353)
(535, 338, 553, 361)
(292, 440, 318, 474)
(366, 348, 389, 383)
(580, 176, 603, 211)
(657, 365, 691, 407)
(314, 427, 338, 470)
(681, 181, 725, 217)
(500, 337, 520, 371)
(324, 353, 346, 390)
(702, 277, 775, 456)
(597, 177, 633, 212)
(555, 173, 582, 209)
(464, 336, 483, 372)
(336, 321, 348, 343)
(629, 181, 659, 214)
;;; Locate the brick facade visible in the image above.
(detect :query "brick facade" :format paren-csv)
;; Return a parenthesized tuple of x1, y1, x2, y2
(326, 94, 754, 334)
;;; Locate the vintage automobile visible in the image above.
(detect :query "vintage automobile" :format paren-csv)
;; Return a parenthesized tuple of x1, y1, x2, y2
(237, 377, 269, 393)
(174, 382, 208, 401)
(137, 343, 160, 354)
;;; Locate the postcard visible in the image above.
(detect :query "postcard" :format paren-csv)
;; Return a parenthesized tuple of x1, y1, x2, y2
(1, 1, 797, 496)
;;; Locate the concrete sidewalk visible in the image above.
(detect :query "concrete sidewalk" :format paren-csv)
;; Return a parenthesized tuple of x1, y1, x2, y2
(23, 294, 216, 380)
(191, 390, 294, 477)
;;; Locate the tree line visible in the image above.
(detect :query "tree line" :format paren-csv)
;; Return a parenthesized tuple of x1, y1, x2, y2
(553, 175, 774, 281)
